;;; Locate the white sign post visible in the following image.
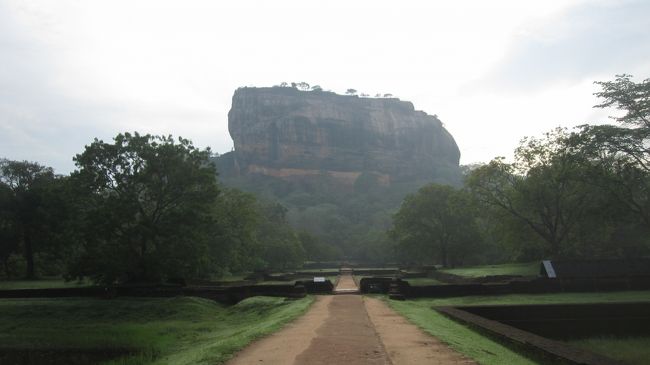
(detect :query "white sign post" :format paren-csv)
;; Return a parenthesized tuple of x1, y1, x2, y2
(542, 260, 557, 278)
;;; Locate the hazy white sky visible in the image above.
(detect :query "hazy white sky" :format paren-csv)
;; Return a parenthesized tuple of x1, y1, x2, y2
(1, 0, 649, 173)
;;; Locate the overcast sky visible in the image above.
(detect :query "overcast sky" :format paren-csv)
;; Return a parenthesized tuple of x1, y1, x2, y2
(1, 0, 649, 173)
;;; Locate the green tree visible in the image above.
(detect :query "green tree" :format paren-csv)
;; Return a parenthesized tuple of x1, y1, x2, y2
(351, 229, 395, 264)
(576, 75, 650, 169)
(70, 133, 220, 284)
(467, 129, 598, 258)
(594, 74, 649, 127)
(298, 231, 342, 262)
(0, 181, 19, 277)
(390, 184, 480, 267)
(256, 202, 305, 270)
(0, 159, 61, 278)
(211, 188, 261, 273)
(571, 75, 650, 227)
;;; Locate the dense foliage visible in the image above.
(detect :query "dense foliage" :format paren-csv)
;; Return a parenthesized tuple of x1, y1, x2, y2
(0, 133, 308, 283)
(216, 168, 447, 263)
(386, 75, 650, 266)
(2, 75, 649, 276)
(0, 160, 65, 278)
(68, 133, 221, 283)
(391, 184, 481, 267)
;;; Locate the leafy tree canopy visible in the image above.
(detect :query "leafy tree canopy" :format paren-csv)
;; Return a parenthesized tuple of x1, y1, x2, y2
(0, 159, 62, 279)
(70, 132, 220, 284)
(576, 75, 650, 171)
(594, 74, 650, 127)
(467, 129, 597, 258)
(390, 184, 479, 267)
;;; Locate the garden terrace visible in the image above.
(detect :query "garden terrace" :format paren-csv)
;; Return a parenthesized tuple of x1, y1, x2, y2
(539, 259, 650, 279)
(436, 302, 650, 365)
(0, 280, 337, 304)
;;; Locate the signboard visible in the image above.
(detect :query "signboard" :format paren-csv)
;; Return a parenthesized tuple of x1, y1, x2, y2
(542, 260, 557, 278)
(313, 277, 326, 282)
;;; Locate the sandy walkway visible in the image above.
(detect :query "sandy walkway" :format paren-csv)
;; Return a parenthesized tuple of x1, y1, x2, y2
(226, 274, 476, 365)
(293, 295, 390, 364)
(365, 297, 477, 365)
(334, 269, 359, 293)
(225, 296, 333, 365)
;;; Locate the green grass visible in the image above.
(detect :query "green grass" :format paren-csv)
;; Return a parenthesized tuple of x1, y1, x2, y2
(404, 277, 444, 286)
(0, 295, 314, 365)
(386, 298, 539, 365)
(398, 290, 650, 307)
(295, 269, 340, 274)
(0, 278, 92, 290)
(440, 262, 539, 278)
(385, 291, 650, 365)
(568, 336, 650, 365)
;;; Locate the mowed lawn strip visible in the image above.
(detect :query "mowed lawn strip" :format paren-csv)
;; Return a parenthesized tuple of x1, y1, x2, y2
(568, 336, 650, 365)
(384, 290, 650, 365)
(386, 298, 539, 365)
(405, 277, 445, 286)
(439, 262, 539, 278)
(0, 295, 314, 365)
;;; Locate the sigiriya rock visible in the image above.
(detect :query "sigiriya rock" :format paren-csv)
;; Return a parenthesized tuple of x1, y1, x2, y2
(217, 86, 461, 187)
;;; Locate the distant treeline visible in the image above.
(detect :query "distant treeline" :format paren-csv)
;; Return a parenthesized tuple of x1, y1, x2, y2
(223, 75, 650, 268)
(2, 75, 648, 283)
(0, 133, 327, 284)
(392, 75, 650, 267)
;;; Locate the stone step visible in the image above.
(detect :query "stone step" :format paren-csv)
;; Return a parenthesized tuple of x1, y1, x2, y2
(334, 288, 360, 295)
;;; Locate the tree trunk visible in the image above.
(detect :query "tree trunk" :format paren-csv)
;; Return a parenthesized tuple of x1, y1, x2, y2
(549, 236, 561, 259)
(2, 258, 10, 278)
(139, 236, 148, 281)
(440, 241, 449, 268)
(23, 228, 35, 279)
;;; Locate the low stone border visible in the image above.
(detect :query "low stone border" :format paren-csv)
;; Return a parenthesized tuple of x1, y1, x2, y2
(403, 276, 650, 298)
(436, 306, 627, 365)
(352, 268, 399, 276)
(0, 280, 336, 304)
(457, 302, 650, 339)
(358, 277, 393, 293)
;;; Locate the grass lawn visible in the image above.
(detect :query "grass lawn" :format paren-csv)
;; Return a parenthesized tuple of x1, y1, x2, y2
(352, 267, 398, 271)
(404, 277, 444, 286)
(0, 278, 92, 290)
(440, 262, 539, 278)
(385, 290, 650, 365)
(0, 295, 314, 365)
(568, 336, 650, 365)
(294, 269, 340, 274)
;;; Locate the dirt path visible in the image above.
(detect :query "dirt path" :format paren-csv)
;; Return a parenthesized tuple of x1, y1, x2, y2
(226, 274, 476, 365)
(225, 296, 333, 365)
(365, 297, 477, 365)
(334, 269, 359, 293)
(294, 295, 390, 364)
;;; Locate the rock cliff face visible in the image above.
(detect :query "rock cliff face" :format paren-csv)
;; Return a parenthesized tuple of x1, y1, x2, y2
(223, 87, 460, 186)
